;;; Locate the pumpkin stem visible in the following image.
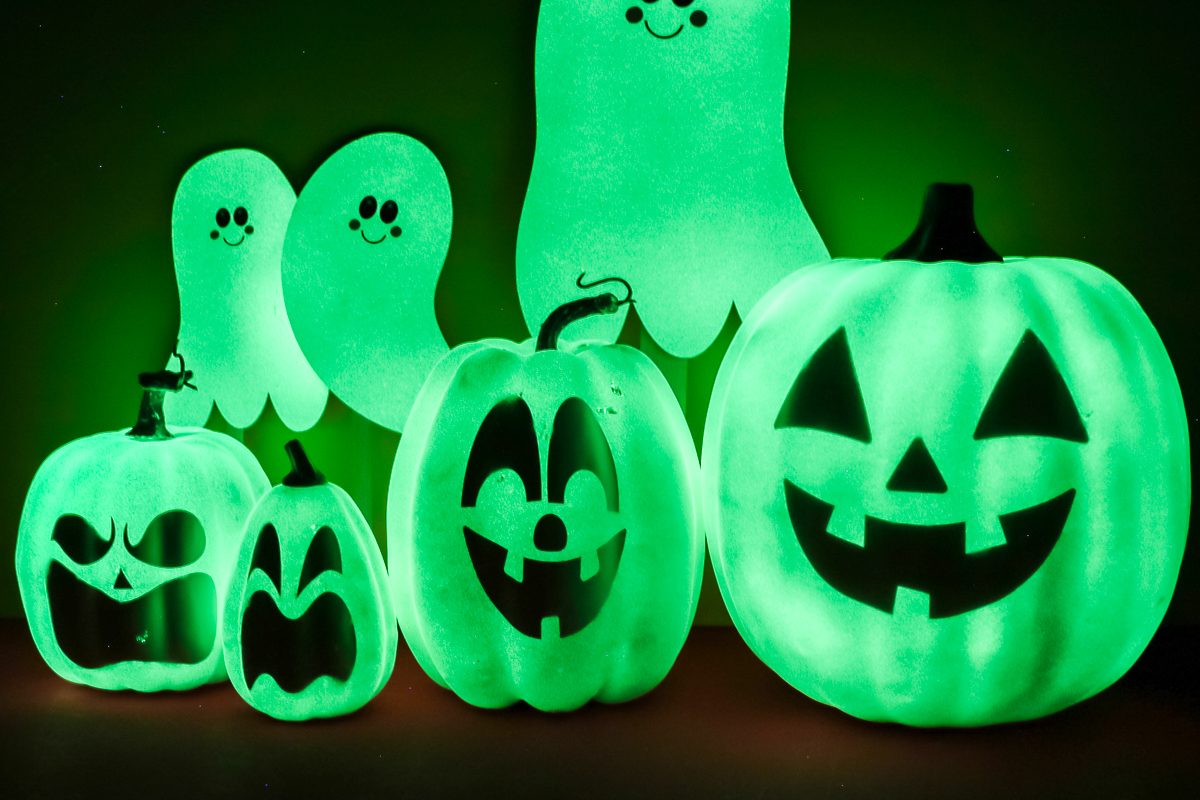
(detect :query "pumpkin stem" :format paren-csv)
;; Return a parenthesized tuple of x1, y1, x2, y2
(282, 439, 327, 487)
(536, 273, 635, 352)
(127, 351, 196, 441)
(883, 183, 1002, 263)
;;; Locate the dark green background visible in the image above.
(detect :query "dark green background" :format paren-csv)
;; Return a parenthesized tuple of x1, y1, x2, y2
(1, 0, 1195, 626)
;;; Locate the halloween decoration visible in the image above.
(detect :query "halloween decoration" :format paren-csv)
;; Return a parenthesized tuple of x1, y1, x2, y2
(224, 440, 395, 721)
(282, 133, 450, 433)
(702, 184, 1190, 726)
(166, 149, 328, 431)
(16, 357, 270, 690)
(516, 0, 827, 358)
(389, 276, 704, 711)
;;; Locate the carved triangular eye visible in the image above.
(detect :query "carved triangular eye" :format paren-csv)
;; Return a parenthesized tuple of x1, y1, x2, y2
(462, 396, 542, 507)
(547, 397, 619, 511)
(298, 526, 342, 595)
(250, 523, 282, 593)
(775, 327, 872, 443)
(974, 330, 1088, 443)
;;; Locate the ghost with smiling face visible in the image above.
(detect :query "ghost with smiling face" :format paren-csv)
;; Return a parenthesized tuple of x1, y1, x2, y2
(516, 0, 828, 358)
(166, 150, 328, 431)
(281, 133, 450, 433)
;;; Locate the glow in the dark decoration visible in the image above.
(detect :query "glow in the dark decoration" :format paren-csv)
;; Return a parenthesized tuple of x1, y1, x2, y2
(223, 440, 396, 721)
(389, 277, 704, 711)
(516, 0, 828, 358)
(16, 358, 270, 690)
(281, 133, 450, 433)
(166, 149, 328, 431)
(703, 185, 1191, 726)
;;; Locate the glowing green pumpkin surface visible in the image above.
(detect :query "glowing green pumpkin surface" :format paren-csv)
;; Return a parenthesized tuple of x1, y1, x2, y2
(516, 0, 827, 358)
(17, 378, 269, 691)
(166, 149, 328, 431)
(703, 186, 1190, 726)
(224, 441, 396, 721)
(388, 297, 703, 710)
(281, 133, 450, 433)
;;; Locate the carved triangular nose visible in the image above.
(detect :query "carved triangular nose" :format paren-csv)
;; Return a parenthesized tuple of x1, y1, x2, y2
(113, 568, 133, 590)
(886, 438, 948, 493)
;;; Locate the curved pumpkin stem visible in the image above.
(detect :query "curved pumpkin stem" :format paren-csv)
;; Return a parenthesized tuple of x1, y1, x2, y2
(536, 273, 635, 352)
(884, 183, 1003, 264)
(282, 439, 327, 487)
(127, 351, 195, 441)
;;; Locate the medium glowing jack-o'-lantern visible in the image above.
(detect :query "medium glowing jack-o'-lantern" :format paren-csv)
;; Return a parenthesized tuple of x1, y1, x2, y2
(702, 185, 1190, 726)
(224, 440, 396, 721)
(16, 358, 270, 690)
(389, 277, 704, 711)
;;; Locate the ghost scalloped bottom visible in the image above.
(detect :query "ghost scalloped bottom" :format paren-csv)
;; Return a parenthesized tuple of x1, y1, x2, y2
(224, 440, 395, 721)
(16, 360, 269, 690)
(702, 184, 1190, 725)
(389, 276, 704, 710)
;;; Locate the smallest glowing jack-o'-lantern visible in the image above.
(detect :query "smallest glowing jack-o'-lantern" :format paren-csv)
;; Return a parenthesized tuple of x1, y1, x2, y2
(16, 355, 270, 691)
(224, 440, 396, 720)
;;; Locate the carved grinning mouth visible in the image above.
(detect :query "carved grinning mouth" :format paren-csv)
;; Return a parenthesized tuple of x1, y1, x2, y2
(463, 526, 626, 638)
(783, 481, 1075, 618)
(47, 560, 216, 667)
(645, 22, 684, 39)
(360, 230, 386, 244)
(241, 590, 356, 693)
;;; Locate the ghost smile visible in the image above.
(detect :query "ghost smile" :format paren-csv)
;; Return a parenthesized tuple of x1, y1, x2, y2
(782, 481, 1075, 618)
(223, 235, 245, 246)
(360, 231, 386, 244)
(645, 22, 684, 39)
(463, 526, 626, 638)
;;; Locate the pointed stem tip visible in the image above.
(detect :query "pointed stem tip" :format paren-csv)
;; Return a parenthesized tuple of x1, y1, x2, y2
(283, 439, 327, 487)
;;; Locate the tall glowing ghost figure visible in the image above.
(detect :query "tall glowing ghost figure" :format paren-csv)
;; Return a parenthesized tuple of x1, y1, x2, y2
(516, 0, 828, 358)
(167, 149, 328, 431)
(281, 133, 451, 433)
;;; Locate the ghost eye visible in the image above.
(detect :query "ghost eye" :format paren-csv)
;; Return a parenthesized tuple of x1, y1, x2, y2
(250, 523, 283, 593)
(216, 208, 231, 228)
(127, 510, 206, 567)
(379, 200, 398, 224)
(775, 327, 872, 443)
(52, 515, 113, 565)
(974, 330, 1088, 442)
(673, 0, 693, 6)
(233, 206, 248, 227)
(359, 196, 378, 219)
(297, 526, 342, 595)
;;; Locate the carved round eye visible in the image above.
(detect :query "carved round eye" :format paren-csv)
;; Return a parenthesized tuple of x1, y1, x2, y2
(690, 10, 707, 27)
(216, 208, 231, 228)
(127, 511, 206, 568)
(233, 206, 248, 227)
(52, 515, 113, 565)
(626, 6, 643, 22)
(380, 199, 398, 224)
(359, 195, 377, 219)
(673, 0, 693, 6)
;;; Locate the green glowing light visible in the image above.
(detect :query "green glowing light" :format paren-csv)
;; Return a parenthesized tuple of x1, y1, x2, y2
(702, 186, 1191, 726)
(281, 133, 450, 433)
(515, 0, 828, 358)
(224, 441, 396, 721)
(388, 290, 704, 710)
(16, 381, 270, 691)
(166, 149, 328, 431)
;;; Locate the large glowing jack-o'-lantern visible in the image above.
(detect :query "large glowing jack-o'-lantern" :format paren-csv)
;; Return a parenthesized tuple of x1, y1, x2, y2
(389, 277, 704, 711)
(17, 357, 270, 690)
(702, 184, 1190, 726)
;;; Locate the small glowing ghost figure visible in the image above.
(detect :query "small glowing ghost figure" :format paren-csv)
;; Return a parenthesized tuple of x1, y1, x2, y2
(516, 0, 829, 358)
(281, 133, 451, 433)
(166, 149, 328, 431)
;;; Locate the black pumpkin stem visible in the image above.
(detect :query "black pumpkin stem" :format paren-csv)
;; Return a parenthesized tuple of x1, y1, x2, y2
(282, 439, 327, 487)
(536, 273, 635, 352)
(127, 351, 197, 441)
(883, 183, 1003, 264)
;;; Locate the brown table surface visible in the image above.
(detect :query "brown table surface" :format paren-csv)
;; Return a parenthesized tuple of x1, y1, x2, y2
(0, 618, 1195, 799)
